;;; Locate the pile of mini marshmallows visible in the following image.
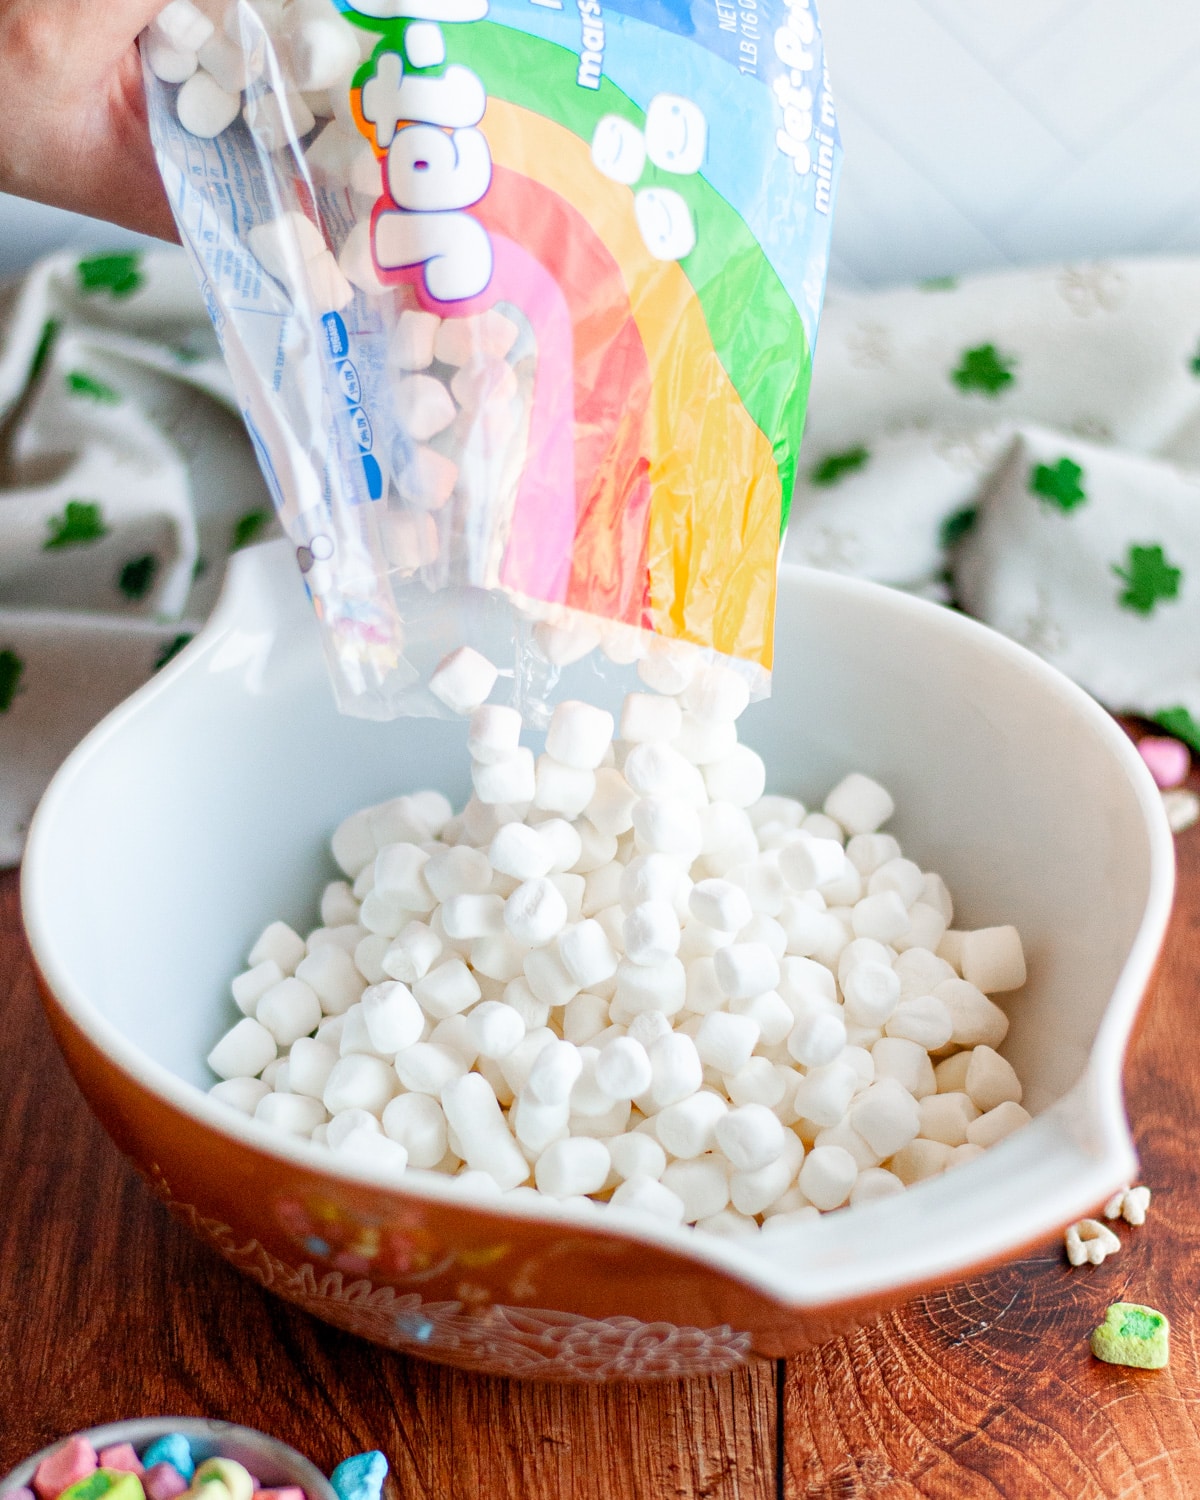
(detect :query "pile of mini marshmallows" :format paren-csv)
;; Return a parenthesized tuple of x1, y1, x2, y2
(206, 645, 1031, 1239)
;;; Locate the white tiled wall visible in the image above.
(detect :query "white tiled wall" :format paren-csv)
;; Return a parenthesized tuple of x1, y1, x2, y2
(820, 0, 1200, 288)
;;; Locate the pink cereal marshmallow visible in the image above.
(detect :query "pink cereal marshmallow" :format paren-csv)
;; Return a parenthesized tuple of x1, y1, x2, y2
(97, 1450, 144, 1479)
(253, 1490, 306, 1500)
(1139, 736, 1190, 789)
(34, 1438, 98, 1500)
(143, 1467, 189, 1500)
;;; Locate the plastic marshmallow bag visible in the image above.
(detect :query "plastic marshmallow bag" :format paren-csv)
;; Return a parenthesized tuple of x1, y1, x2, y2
(143, 0, 840, 720)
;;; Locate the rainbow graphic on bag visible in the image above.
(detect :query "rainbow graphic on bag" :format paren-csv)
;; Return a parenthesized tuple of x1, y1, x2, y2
(337, 0, 838, 673)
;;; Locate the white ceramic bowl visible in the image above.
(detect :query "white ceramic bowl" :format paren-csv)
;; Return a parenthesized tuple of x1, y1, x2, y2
(21, 540, 1175, 1380)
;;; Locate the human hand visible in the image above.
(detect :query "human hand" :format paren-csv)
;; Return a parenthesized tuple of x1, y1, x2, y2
(0, 0, 177, 240)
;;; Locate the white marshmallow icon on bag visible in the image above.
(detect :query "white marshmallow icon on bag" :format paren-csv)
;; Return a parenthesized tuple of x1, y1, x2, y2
(634, 187, 696, 261)
(644, 93, 707, 174)
(591, 115, 646, 185)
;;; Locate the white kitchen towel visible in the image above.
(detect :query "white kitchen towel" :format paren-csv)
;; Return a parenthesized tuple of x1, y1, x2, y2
(0, 247, 272, 864)
(787, 257, 1200, 751)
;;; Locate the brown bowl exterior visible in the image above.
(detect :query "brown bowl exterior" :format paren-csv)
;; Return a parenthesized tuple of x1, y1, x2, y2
(39, 975, 1078, 1382)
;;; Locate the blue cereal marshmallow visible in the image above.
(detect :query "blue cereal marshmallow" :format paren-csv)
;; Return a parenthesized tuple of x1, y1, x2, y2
(139, 1440, 194, 1484)
(329, 1453, 387, 1500)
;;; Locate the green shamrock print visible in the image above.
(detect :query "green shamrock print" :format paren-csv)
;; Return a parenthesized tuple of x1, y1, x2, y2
(118, 554, 158, 601)
(951, 343, 1016, 397)
(1112, 544, 1182, 615)
(77, 252, 143, 299)
(1030, 457, 1086, 512)
(232, 509, 272, 550)
(66, 370, 120, 404)
(1154, 706, 1200, 754)
(810, 446, 870, 487)
(154, 633, 194, 672)
(939, 505, 978, 549)
(0, 649, 23, 713)
(29, 318, 60, 384)
(45, 500, 109, 550)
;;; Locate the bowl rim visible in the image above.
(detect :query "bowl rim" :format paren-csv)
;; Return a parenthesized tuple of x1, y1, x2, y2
(0, 1417, 337, 1499)
(20, 543, 1178, 1309)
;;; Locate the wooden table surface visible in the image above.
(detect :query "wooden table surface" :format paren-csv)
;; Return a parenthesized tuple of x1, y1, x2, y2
(3, 799, 1199, 1499)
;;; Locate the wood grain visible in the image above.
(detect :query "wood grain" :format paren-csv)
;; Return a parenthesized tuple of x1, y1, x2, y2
(3, 784, 1197, 1498)
(0, 870, 777, 1500)
(783, 802, 1200, 1499)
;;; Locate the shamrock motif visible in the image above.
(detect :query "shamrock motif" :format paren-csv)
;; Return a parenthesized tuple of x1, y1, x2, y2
(0, 649, 23, 713)
(29, 318, 59, 384)
(232, 509, 272, 550)
(939, 505, 978, 548)
(951, 343, 1016, 396)
(66, 370, 120, 404)
(810, 446, 869, 487)
(77, 252, 143, 299)
(1154, 705, 1200, 754)
(154, 633, 194, 672)
(1030, 457, 1086, 512)
(1112, 544, 1183, 615)
(44, 500, 108, 549)
(1090, 1302, 1169, 1370)
(118, 554, 158, 601)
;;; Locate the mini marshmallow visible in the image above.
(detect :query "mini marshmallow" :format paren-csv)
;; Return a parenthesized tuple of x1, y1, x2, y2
(849, 1080, 921, 1157)
(873, 1037, 937, 1100)
(620, 692, 683, 743)
(354, 934, 390, 984)
(287, 1036, 339, 1100)
(561, 991, 611, 1045)
(472, 749, 536, 805)
(852, 892, 911, 945)
(609, 1174, 686, 1224)
(429, 646, 498, 714)
(631, 797, 703, 862)
(884, 995, 954, 1051)
(488, 821, 552, 880)
(231, 958, 284, 1017)
(249, 920, 307, 975)
(703, 746, 767, 808)
(724, 1057, 788, 1109)
(725, 857, 785, 917)
(614, 956, 686, 1017)
(785, 996, 847, 1069)
(210, 1076, 272, 1115)
(526, 1039, 584, 1105)
(585, 769, 638, 838)
(571, 823, 619, 875)
(360, 980, 425, 1053)
(729, 1131, 805, 1216)
(890, 1138, 953, 1184)
(534, 617, 602, 666)
(377, 1093, 445, 1169)
(326, 1108, 381, 1151)
(966, 1099, 1031, 1148)
(546, 700, 614, 770)
(208, 1017, 277, 1080)
(532, 756, 596, 819)
(173, 70, 241, 141)
(285, 13, 360, 90)
(608, 1131, 668, 1181)
(256, 977, 322, 1047)
(152, 0, 215, 52)
(868, 857, 925, 908)
(517, 945, 573, 1006)
(779, 833, 847, 892)
(846, 833, 903, 876)
(632, 1029, 703, 1113)
(636, 643, 699, 696)
(677, 715, 739, 768)
(245, 88, 316, 152)
(391, 309, 440, 371)
(623, 900, 681, 966)
(714, 942, 780, 1001)
(716, 1103, 786, 1172)
(624, 742, 708, 804)
(414, 959, 481, 1018)
(464, 707, 523, 772)
(960, 925, 1027, 993)
(593, 1036, 653, 1100)
(443, 1073, 529, 1190)
(382, 921, 442, 985)
(792, 1060, 858, 1128)
(689, 878, 752, 933)
(296, 944, 365, 1016)
(823, 774, 895, 835)
(682, 664, 751, 723)
(695, 1011, 760, 1074)
(797, 1144, 857, 1210)
(144, 35, 200, 83)
(558, 919, 619, 987)
(620, 852, 685, 912)
(654, 1091, 728, 1158)
(537, 819, 584, 873)
(535, 1136, 610, 1197)
(322, 1053, 396, 1115)
(425, 845, 492, 900)
(841, 960, 900, 1027)
(505, 877, 568, 946)
(661, 1156, 730, 1222)
(256, 1092, 327, 1137)
(918, 1091, 980, 1147)
(849, 1167, 906, 1204)
(199, 31, 261, 94)
(440, 894, 505, 941)
(964, 1045, 1023, 1111)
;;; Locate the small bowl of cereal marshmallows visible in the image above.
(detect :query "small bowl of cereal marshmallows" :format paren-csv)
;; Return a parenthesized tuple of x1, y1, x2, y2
(22, 538, 1174, 1382)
